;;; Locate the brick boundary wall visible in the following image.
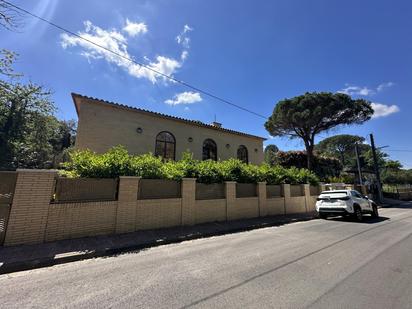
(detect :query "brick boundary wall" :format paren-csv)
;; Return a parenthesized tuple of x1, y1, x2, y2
(3, 170, 367, 246)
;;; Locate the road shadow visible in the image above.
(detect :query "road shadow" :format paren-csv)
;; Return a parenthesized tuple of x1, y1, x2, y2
(326, 215, 390, 224)
(382, 203, 412, 209)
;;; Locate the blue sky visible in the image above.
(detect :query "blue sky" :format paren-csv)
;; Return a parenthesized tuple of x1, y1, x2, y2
(2, 0, 411, 167)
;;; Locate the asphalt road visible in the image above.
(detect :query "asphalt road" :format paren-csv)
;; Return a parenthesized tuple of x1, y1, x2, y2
(1, 202, 412, 309)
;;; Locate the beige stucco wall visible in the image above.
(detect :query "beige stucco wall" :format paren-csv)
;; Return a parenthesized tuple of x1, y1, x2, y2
(285, 196, 307, 214)
(45, 201, 117, 242)
(195, 199, 227, 224)
(75, 97, 265, 164)
(136, 198, 182, 230)
(229, 197, 259, 220)
(267, 197, 285, 216)
(4, 171, 319, 247)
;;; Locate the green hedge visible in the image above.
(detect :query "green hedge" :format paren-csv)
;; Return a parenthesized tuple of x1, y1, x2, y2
(61, 146, 319, 185)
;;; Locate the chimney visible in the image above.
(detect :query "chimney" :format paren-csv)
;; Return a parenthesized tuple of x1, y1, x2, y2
(211, 121, 222, 128)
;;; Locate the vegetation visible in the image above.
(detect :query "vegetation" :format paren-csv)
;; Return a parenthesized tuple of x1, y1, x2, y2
(61, 146, 319, 185)
(315, 134, 365, 167)
(274, 151, 342, 180)
(265, 92, 373, 170)
(0, 51, 76, 170)
(0, 0, 22, 31)
(380, 161, 412, 185)
(264, 144, 279, 165)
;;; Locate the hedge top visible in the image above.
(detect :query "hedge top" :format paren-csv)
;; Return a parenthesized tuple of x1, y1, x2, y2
(61, 146, 319, 185)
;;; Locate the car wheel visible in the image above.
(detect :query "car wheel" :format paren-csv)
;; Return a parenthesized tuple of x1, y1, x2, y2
(319, 213, 327, 219)
(353, 206, 363, 222)
(371, 205, 379, 218)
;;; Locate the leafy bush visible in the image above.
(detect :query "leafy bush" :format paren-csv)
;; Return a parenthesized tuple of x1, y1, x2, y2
(61, 146, 319, 185)
(274, 151, 342, 180)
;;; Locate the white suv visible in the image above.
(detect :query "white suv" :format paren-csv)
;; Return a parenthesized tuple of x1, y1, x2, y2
(315, 190, 379, 221)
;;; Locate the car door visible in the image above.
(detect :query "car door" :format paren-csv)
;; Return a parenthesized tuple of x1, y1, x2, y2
(353, 190, 371, 211)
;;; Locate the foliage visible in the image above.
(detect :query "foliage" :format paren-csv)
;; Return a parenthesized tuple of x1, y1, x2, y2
(381, 160, 411, 185)
(315, 134, 365, 167)
(265, 92, 373, 170)
(326, 174, 355, 184)
(0, 1, 22, 30)
(381, 169, 412, 185)
(0, 51, 76, 170)
(62, 146, 319, 185)
(274, 151, 342, 180)
(264, 144, 279, 165)
(0, 49, 20, 77)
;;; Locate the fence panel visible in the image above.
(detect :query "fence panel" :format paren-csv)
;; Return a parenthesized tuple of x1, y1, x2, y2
(266, 185, 282, 198)
(236, 183, 257, 198)
(139, 179, 181, 200)
(196, 183, 225, 200)
(0, 171, 17, 204)
(0, 171, 17, 245)
(54, 178, 118, 203)
(310, 185, 319, 196)
(290, 185, 303, 197)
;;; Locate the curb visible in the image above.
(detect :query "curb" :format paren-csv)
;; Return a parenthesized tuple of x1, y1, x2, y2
(0, 214, 316, 275)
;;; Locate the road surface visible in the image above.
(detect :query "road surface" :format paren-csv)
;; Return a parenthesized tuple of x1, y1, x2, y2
(1, 202, 412, 308)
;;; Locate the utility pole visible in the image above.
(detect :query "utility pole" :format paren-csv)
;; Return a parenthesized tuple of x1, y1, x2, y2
(370, 134, 383, 203)
(354, 143, 363, 185)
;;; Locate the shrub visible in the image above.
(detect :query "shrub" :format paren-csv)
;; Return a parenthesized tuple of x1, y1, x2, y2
(61, 146, 319, 185)
(275, 151, 342, 180)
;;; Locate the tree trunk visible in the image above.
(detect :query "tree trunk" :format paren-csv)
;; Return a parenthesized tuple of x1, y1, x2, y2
(304, 141, 314, 171)
(307, 148, 313, 170)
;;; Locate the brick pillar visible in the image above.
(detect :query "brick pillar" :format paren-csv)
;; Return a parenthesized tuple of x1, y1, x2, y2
(181, 178, 196, 226)
(282, 184, 290, 215)
(225, 181, 236, 221)
(257, 182, 267, 217)
(4, 169, 57, 246)
(303, 184, 310, 212)
(116, 176, 140, 234)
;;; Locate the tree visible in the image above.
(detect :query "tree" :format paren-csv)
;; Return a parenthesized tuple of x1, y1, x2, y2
(0, 49, 20, 77)
(385, 160, 402, 170)
(264, 144, 279, 165)
(0, 0, 22, 30)
(275, 150, 342, 179)
(315, 134, 365, 167)
(265, 92, 373, 170)
(0, 52, 76, 169)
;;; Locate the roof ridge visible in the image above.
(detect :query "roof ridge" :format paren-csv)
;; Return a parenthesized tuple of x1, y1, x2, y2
(71, 93, 266, 140)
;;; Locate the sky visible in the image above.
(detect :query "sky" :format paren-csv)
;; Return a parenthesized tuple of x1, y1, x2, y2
(2, 0, 411, 167)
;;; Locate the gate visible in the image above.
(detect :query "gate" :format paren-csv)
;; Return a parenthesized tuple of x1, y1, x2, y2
(0, 171, 17, 245)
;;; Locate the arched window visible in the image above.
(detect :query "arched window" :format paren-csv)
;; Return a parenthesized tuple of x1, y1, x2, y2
(202, 139, 217, 161)
(155, 131, 176, 160)
(237, 145, 248, 163)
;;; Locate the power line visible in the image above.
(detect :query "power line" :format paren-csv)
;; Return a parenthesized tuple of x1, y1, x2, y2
(3, 0, 267, 119)
(386, 149, 412, 153)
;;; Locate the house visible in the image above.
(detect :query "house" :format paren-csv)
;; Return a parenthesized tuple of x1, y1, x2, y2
(72, 93, 266, 164)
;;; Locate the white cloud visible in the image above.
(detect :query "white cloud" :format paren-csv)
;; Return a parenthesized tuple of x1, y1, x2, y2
(176, 24, 193, 49)
(338, 81, 395, 96)
(60, 20, 183, 84)
(122, 19, 147, 37)
(338, 85, 374, 96)
(180, 50, 188, 61)
(371, 102, 400, 118)
(165, 91, 202, 105)
(377, 81, 395, 92)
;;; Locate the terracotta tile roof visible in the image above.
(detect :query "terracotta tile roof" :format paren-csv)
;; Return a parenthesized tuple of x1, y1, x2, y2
(71, 93, 266, 140)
